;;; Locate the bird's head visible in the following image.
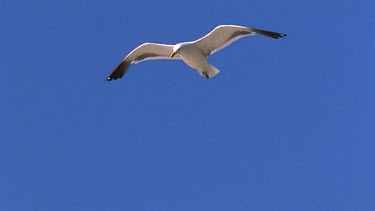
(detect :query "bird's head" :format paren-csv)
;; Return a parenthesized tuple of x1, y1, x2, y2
(170, 44, 182, 58)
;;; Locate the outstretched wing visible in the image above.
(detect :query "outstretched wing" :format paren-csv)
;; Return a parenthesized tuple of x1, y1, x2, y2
(193, 25, 286, 56)
(107, 43, 181, 81)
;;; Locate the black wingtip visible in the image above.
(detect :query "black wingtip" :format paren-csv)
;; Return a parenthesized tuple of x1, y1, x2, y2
(106, 60, 131, 81)
(252, 28, 287, 39)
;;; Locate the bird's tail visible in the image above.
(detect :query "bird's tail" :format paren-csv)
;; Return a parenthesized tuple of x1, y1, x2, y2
(201, 63, 220, 79)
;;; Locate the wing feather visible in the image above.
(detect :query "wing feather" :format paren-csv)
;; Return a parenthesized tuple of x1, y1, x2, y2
(107, 43, 181, 81)
(193, 25, 286, 56)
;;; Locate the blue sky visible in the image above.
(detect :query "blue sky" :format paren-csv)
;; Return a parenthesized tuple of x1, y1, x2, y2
(1, 0, 374, 210)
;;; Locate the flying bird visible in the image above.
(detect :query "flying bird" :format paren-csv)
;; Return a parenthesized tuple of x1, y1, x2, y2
(107, 25, 286, 81)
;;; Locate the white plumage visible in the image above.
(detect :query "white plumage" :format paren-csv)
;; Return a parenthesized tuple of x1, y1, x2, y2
(107, 25, 286, 81)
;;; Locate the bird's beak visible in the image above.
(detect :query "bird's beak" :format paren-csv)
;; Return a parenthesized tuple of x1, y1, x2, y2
(170, 52, 176, 58)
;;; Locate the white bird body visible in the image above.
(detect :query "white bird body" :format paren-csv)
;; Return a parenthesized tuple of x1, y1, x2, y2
(107, 25, 286, 81)
(175, 42, 219, 78)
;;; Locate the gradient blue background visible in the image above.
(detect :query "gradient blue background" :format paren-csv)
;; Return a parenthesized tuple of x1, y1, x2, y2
(1, 0, 374, 210)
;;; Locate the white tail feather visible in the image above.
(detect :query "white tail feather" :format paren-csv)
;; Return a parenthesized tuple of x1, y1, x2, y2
(201, 63, 220, 78)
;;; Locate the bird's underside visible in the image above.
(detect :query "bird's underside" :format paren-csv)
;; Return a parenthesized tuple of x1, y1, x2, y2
(106, 25, 286, 81)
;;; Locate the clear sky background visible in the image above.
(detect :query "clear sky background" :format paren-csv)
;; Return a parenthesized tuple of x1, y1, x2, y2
(1, 0, 374, 210)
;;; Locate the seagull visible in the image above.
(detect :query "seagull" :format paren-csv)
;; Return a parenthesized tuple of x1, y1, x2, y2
(107, 25, 286, 81)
